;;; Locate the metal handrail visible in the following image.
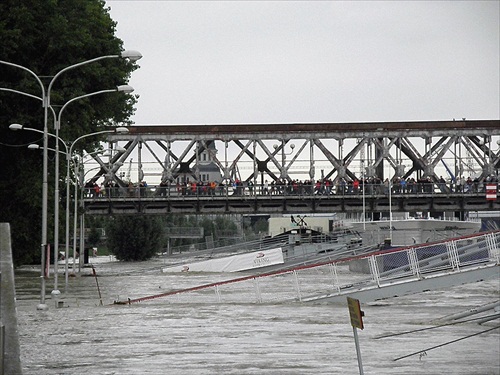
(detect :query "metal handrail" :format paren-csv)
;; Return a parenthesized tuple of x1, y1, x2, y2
(117, 230, 499, 305)
(82, 181, 498, 200)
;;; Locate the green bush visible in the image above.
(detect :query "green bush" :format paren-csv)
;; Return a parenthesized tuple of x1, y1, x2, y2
(106, 216, 165, 261)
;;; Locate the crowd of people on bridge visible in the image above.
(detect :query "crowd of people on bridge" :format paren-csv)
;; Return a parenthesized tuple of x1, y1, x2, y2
(83, 174, 498, 199)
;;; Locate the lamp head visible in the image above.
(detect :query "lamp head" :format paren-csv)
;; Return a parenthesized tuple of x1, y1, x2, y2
(116, 85, 134, 93)
(121, 50, 142, 61)
(115, 127, 129, 134)
(28, 144, 41, 150)
(9, 123, 23, 131)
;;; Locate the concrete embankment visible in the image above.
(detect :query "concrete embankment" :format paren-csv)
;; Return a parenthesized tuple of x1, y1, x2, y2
(0, 223, 22, 374)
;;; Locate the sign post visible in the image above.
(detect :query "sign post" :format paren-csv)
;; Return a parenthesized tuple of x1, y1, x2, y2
(485, 184, 497, 201)
(347, 297, 365, 375)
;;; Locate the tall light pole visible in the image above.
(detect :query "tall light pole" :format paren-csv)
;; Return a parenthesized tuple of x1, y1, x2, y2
(10, 124, 129, 292)
(1, 50, 141, 310)
(52, 85, 133, 295)
(72, 155, 125, 274)
(65, 128, 128, 283)
(6, 88, 131, 295)
(389, 178, 393, 243)
(71, 148, 125, 270)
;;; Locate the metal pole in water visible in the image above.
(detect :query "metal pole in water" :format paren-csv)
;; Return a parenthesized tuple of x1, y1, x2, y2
(91, 265, 103, 306)
(0, 270, 3, 375)
(0, 323, 4, 375)
(347, 296, 365, 375)
(353, 326, 364, 375)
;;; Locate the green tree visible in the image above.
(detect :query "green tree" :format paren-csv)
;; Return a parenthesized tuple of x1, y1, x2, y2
(106, 216, 165, 261)
(87, 227, 101, 248)
(0, 0, 138, 266)
(188, 215, 239, 246)
(86, 216, 103, 247)
(213, 216, 238, 238)
(254, 218, 269, 235)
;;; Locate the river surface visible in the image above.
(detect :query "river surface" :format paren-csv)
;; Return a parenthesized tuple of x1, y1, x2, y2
(14, 256, 500, 375)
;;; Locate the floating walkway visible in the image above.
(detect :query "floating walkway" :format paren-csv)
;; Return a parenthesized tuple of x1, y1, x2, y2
(115, 231, 499, 306)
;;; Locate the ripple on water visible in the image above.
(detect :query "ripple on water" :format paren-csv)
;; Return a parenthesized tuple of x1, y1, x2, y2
(15, 261, 500, 375)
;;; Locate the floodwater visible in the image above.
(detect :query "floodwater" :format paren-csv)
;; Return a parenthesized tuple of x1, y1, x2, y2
(14, 256, 500, 375)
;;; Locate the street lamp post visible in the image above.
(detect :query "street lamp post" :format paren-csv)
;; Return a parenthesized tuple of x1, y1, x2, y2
(6, 91, 64, 297)
(11, 124, 129, 292)
(65, 128, 128, 281)
(1, 50, 141, 310)
(389, 178, 393, 242)
(2, 67, 49, 310)
(52, 86, 133, 295)
(70, 151, 125, 276)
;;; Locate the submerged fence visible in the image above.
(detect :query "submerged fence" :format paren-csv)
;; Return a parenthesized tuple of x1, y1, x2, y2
(116, 231, 499, 306)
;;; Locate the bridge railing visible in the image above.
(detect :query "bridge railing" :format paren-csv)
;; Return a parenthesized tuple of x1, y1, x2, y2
(119, 231, 499, 305)
(165, 235, 257, 255)
(83, 181, 499, 200)
(164, 226, 204, 238)
(164, 231, 364, 262)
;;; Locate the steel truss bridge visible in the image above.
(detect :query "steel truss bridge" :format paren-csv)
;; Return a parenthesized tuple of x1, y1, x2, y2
(83, 120, 499, 215)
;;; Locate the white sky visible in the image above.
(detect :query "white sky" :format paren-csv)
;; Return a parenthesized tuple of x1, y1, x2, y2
(106, 1, 500, 126)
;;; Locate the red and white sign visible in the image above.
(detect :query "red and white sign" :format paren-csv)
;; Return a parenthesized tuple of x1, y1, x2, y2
(486, 184, 497, 201)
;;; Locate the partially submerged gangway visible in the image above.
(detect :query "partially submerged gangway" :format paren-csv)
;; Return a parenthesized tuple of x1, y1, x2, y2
(161, 229, 371, 273)
(115, 231, 499, 305)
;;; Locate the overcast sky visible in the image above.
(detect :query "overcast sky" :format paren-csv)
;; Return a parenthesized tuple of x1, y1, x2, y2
(106, 1, 499, 126)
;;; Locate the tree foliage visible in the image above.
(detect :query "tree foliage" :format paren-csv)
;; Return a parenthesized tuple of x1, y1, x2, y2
(106, 216, 165, 261)
(87, 216, 103, 247)
(253, 218, 269, 235)
(167, 215, 240, 248)
(87, 227, 101, 248)
(0, 0, 138, 265)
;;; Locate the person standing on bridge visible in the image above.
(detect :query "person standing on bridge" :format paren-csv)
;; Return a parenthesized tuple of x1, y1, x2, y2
(248, 180, 254, 196)
(263, 180, 269, 195)
(384, 178, 390, 195)
(353, 178, 359, 194)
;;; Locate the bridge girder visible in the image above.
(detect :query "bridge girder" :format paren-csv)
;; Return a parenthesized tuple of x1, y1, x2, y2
(85, 120, 499, 189)
(83, 192, 500, 216)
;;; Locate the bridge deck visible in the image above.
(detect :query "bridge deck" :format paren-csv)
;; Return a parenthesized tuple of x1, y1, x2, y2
(83, 184, 500, 215)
